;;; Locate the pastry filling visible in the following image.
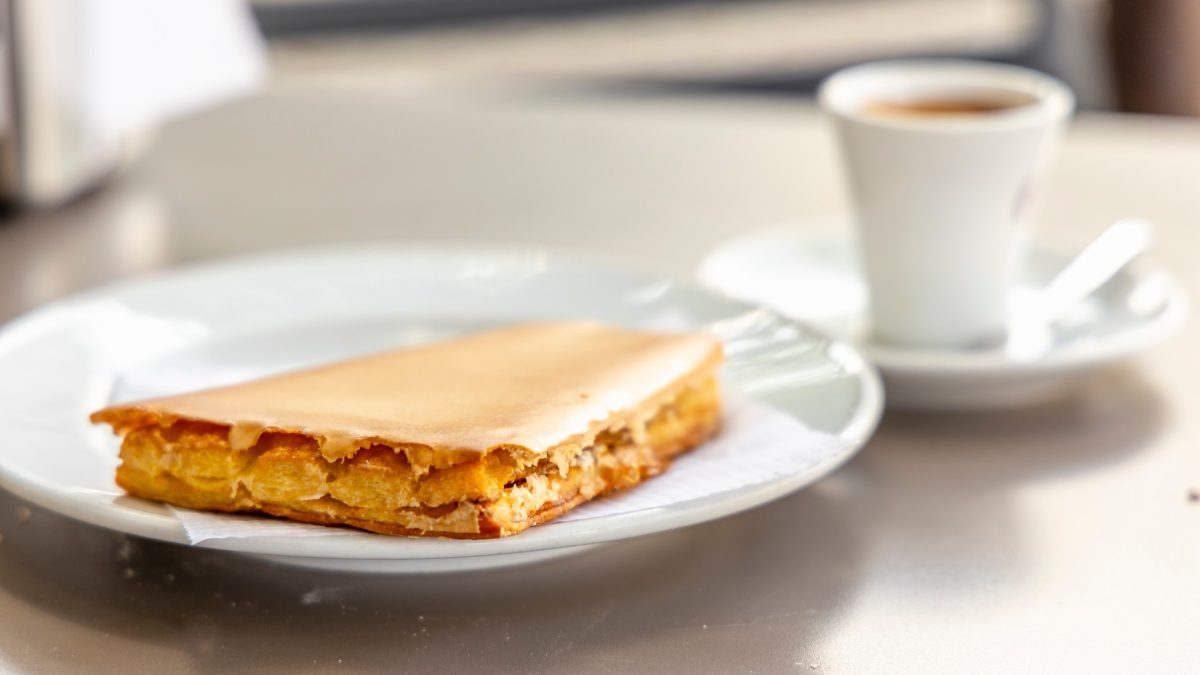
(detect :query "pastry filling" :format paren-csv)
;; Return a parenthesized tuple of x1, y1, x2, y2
(114, 376, 719, 536)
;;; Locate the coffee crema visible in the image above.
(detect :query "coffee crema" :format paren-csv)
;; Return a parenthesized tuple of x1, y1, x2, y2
(862, 92, 1037, 118)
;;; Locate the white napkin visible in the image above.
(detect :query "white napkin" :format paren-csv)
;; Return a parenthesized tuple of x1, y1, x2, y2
(46, 0, 266, 147)
(170, 398, 852, 543)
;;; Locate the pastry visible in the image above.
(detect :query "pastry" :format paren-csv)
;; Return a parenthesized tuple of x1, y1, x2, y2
(91, 322, 722, 538)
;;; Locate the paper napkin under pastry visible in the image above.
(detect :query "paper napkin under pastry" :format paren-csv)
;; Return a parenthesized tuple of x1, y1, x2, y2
(168, 397, 854, 543)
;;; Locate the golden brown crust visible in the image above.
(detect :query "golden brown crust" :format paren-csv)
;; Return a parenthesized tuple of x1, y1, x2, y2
(91, 322, 724, 471)
(109, 372, 721, 538)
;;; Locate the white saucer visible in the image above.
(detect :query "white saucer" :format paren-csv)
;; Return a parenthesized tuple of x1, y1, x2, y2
(0, 244, 882, 573)
(698, 223, 1188, 409)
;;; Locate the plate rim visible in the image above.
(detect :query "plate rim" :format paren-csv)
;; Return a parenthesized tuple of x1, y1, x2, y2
(0, 243, 884, 562)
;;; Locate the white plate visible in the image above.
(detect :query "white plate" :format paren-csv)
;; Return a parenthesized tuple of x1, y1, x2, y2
(698, 222, 1189, 409)
(0, 245, 882, 573)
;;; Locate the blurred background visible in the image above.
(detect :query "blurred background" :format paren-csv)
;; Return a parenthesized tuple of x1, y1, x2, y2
(252, 0, 1188, 112)
(4, 0, 1198, 209)
(1, 0, 1198, 316)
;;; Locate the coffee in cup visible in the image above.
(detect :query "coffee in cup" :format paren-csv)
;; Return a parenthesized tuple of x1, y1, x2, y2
(862, 90, 1038, 118)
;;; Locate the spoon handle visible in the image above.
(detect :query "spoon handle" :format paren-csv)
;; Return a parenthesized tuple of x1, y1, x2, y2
(1036, 218, 1155, 323)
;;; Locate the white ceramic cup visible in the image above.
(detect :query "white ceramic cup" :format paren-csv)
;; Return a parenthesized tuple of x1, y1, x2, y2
(819, 60, 1074, 349)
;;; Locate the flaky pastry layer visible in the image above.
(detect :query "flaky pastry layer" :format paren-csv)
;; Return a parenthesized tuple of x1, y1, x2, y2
(112, 376, 720, 537)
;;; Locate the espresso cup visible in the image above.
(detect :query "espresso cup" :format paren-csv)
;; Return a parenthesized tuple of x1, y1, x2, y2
(819, 60, 1074, 349)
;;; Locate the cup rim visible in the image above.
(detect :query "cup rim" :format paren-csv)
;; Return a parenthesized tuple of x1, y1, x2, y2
(818, 59, 1075, 132)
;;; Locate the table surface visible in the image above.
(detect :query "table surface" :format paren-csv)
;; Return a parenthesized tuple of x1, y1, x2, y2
(0, 82, 1198, 674)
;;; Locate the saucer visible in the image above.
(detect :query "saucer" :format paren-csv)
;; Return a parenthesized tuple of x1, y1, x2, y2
(698, 222, 1188, 409)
